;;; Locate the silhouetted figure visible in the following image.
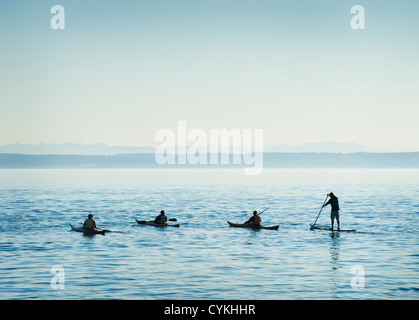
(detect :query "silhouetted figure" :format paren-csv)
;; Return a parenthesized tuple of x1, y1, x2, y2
(323, 192, 340, 230)
(244, 211, 262, 226)
(154, 210, 167, 224)
(83, 213, 98, 230)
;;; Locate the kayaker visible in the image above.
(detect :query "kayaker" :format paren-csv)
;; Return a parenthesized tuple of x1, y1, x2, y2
(83, 214, 98, 230)
(322, 192, 340, 231)
(154, 210, 167, 224)
(244, 211, 262, 226)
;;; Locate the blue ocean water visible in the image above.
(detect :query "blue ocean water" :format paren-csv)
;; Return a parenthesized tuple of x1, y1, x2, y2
(1, 168, 419, 300)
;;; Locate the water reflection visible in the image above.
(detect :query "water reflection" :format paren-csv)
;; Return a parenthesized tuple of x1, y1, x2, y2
(329, 231, 341, 297)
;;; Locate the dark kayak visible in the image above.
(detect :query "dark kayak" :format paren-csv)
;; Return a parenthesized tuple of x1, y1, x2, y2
(70, 223, 106, 235)
(135, 219, 180, 228)
(227, 221, 279, 230)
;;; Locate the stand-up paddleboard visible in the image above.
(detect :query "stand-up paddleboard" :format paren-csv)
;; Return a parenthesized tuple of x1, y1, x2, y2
(310, 224, 356, 232)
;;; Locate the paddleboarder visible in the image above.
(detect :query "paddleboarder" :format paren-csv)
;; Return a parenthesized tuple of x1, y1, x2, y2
(244, 211, 262, 227)
(154, 210, 168, 224)
(322, 192, 340, 231)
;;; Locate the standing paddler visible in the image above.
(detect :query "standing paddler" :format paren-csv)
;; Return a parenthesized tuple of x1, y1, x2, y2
(322, 192, 340, 231)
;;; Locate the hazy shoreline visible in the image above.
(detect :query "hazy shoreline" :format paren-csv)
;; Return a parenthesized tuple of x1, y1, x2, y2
(1, 152, 419, 169)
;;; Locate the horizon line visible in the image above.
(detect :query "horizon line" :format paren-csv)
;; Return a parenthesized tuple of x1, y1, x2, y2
(1, 141, 419, 153)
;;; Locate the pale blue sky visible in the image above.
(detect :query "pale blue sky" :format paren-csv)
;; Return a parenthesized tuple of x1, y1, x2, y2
(1, 0, 418, 151)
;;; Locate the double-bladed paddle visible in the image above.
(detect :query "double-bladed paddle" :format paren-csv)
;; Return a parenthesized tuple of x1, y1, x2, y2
(78, 222, 115, 233)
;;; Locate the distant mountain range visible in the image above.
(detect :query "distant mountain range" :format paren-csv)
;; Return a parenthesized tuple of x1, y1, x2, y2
(1, 152, 419, 169)
(0, 141, 372, 155)
(0, 143, 155, 155)
(264, 141, 371, 153)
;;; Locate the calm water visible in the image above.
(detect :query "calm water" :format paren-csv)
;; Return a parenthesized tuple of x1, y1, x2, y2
(1, 169, 419, 300)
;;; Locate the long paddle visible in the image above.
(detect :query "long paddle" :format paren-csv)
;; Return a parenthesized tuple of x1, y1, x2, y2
(310, 195, 329, 230)
(258, 207, 270, 215)
(78, 222, 112, 233)
(243, 207, 270, 225)
(94, 227, 123, 233)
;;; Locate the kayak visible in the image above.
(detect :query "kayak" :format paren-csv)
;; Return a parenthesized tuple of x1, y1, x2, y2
(70, 223, 106, 235)
(135, 219, 180, 228)
(310, 224, 356, 232)
(227, 221, 279, 230)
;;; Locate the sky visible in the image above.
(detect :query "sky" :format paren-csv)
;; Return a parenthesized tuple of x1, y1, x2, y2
(0, 0, 418, 152)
